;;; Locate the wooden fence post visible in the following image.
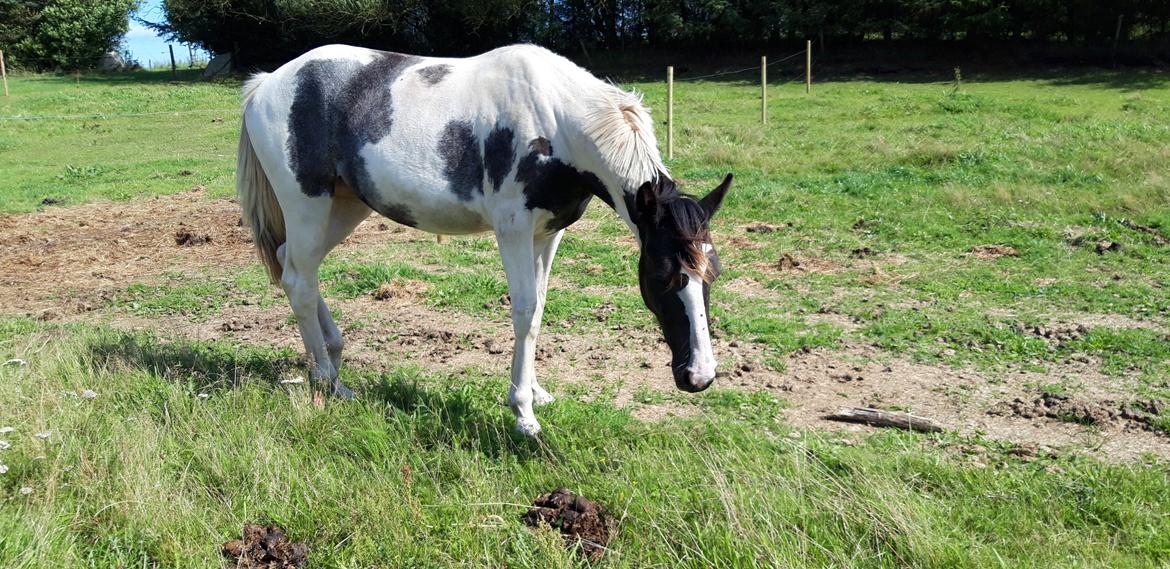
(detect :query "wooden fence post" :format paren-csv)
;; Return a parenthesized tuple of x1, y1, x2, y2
(0, 50, 8, 98)
(666, 65, 674, 160)
(761, 56, 767, 124)
(806, 40, 812, 94)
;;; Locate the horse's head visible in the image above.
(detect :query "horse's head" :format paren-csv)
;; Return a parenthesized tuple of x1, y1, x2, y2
(632, 173, 732, 393)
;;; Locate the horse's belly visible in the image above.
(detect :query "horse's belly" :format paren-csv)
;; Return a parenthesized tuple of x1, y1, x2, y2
(359, 176, 491, 235)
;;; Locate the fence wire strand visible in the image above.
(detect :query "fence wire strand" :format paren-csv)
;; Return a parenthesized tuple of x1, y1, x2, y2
(679, 48, 806, 81)
(0, 108, 237, 121)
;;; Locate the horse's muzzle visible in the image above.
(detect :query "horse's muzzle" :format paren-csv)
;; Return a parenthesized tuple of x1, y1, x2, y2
(673, 366, 715, 393)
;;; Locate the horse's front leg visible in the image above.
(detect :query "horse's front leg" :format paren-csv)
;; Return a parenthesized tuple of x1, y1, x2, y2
(530, 230, 564, 407)
(496, 226, 544, 436)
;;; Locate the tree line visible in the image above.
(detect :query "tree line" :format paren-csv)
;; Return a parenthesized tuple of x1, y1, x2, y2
(4, 1, 1169, 71)
(155, 0, 1170, 66)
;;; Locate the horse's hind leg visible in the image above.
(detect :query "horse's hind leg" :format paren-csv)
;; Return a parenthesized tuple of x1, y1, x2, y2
(278, 193, 371, 398)
(530, 230, 564, 407)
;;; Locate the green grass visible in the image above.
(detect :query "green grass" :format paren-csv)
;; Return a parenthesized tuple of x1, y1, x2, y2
(2, 323, 1169, 567)
(2, 68, 1170, 566)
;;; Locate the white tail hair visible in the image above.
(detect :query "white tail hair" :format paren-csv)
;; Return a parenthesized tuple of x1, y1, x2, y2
(583, 85, 668, 189)
(237, 72, 285, 283)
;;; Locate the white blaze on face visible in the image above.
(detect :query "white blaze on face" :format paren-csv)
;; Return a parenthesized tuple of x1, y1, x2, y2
(679, 257, 716, 384)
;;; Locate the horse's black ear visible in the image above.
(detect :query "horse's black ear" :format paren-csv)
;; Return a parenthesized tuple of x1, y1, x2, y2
(700, 173, 733, 218)
(635, 180, 658, 219)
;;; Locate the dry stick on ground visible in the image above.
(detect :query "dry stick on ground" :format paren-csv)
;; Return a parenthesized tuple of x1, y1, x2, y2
(824, 407, 946, 433)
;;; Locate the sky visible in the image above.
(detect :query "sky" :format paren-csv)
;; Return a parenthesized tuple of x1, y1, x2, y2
(121, 0, 210, 67)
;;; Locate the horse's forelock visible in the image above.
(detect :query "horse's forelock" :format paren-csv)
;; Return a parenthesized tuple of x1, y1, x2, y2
(659, 193, 713, 282)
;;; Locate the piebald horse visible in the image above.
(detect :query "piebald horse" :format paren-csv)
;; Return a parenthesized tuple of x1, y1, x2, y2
(237, 44, 733, 435)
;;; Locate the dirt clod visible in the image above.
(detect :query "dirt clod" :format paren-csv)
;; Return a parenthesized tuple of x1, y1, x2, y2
(777, 253, 801, 271)
(969, 245, 1019, 259)
(850, 247, 877, 259)
(852, 218, 880, 232)
(523, 487, 615, 560)
(746, 223, 783, 234)
(221, 523, 308, 569)
(1095, 240, 1122, 255)
(174, 229, 212, 246)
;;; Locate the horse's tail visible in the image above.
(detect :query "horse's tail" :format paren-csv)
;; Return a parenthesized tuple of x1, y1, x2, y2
(236, 72, 285, 284)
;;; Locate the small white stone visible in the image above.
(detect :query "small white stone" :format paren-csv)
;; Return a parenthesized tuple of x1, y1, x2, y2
(19, 487, 32, 495)
(81, 389, 97, 399)
(196, 393, 210, 399)
(3, 358, 26, 367)
(0, 440, 10, 450)
(279, 377, 304, 385)
(0, 427, 12, 434)
(34, 431, 51, 440)
(0, 463, 8, 474)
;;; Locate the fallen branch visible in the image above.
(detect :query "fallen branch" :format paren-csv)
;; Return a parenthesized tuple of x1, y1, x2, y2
(824, 407, 945, 433)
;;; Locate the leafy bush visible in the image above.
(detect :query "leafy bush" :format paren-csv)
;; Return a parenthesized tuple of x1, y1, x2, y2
(1, 0, 138, 71)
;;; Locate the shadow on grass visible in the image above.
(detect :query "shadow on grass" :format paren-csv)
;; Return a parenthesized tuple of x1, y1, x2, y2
(84, 330, 300, 393)
(366, 374, 545, 460)
(82, 330, 543, 459)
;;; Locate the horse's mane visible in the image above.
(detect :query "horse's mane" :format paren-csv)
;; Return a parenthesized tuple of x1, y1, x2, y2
(582, 85, 667, 190)
(581, 81, 711, 281)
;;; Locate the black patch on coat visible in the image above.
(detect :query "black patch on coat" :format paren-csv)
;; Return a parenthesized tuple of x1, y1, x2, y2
(335, 52, 417, 199)
(417, 64, 452, 85)
(285, 50, 418, 216)
(438, 120, 484, 201)
(483, 126, 515, 193)
(516, 151, 609, 232)
(286, 59, 360, 198)
(380, 202, 417, 227)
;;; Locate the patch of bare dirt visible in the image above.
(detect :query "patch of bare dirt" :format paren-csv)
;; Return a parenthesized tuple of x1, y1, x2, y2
(1119, 218, 1169, 246)
(523, 487, 615, 560)
(221, 523, 308, 569)
(0, 188, 433, 315)
(968, 244, 1019, 259)
(772, 344, 1170, 461)
(371, 278, 427, 303)
(989, 393, 1166, 432)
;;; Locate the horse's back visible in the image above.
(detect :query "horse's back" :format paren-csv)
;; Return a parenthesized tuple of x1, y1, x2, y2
(242, 43, 613, 235)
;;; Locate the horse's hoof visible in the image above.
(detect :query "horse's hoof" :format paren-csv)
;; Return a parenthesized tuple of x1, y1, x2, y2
(515, 417, 542, 437)
(532, 386, 555, 407)
(333, 383, 355, 399)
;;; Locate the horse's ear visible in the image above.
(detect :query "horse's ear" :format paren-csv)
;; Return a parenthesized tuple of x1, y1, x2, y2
(700, 173, 733, 218)
(635, 180, 658, 219)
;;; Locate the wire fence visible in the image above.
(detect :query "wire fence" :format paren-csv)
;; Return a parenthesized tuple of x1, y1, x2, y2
(679, 48, 807, 81)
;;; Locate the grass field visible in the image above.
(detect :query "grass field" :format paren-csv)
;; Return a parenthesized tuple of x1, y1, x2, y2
(1, 66, 1169, 567)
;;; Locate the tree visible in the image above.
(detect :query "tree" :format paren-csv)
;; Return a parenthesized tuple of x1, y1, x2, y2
(4, 0, 139, 71)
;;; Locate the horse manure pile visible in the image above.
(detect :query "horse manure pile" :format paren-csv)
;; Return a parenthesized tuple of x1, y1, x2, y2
(221, 524, 308, 569)
(174, 228, 213, 246)
(523, 487, 616, 560)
